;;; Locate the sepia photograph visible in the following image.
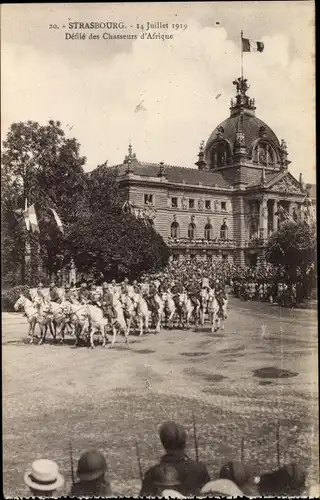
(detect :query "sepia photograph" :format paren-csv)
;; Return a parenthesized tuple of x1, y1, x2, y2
(1, 1, 318, 498)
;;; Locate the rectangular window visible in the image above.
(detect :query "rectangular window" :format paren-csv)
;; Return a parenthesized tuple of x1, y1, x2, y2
(221, 201, 227, 211)
(144, 194, 154, 205)
(171, 197, 178, 208)
(205, 200, 211, 210)
(189, 198, 195, 209)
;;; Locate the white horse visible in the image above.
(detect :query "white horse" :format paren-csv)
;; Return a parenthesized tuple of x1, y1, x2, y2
(32, 296, 57, 344)
(107, 292, 128, 346)
(207, 288, 228, 332)
(177, 293, 194, 329)
(151, 294, 164, 333)
(14, 295, 38, 343)
(131, 291, 150, 336)
(161, 291, 176, 329)
(120, 293, 136, 340)
(199, 288, 209, 326)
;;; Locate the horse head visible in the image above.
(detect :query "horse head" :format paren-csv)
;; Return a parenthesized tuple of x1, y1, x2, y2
(14, 294, 26, 311)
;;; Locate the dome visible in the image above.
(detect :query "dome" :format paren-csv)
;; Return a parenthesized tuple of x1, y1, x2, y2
(202, 77, 285, 170)
(205, 113, 280, 154)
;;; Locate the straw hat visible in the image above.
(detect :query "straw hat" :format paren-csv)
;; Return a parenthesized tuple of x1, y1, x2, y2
(161, 489, 185, 498)
(24, 459, 64, 492)
(200, 479, 243, 496)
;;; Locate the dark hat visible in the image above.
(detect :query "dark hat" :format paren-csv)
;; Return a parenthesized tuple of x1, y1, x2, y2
(159, 421, 187, 451)
(153, 464, 181, 487)
(219, 461, 259, 487)
(77, 450, 107, 481)
(259, 463, 306, 496)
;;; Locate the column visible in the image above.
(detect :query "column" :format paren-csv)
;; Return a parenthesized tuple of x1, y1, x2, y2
(259, 197, 268, 239)
(273, 199, 278, 232)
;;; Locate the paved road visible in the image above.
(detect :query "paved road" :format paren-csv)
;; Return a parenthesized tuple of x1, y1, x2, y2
(2, 297, 319, 497)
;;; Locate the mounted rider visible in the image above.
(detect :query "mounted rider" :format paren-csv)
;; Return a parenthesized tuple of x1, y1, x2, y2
(147, 280, 159, 316)
(214, 279, 227, 317)
(78, 283, 90, 304)
(132, 280, 140, 294)
(101, 282, 117, 320)
(49, 282, 61, 303)
(186, 280, 201, 310)
(64, 283, 74, 303)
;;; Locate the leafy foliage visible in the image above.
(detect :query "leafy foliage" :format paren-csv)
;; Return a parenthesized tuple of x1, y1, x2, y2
(1, 120, 87, 283)
(266, 220, 316, 295)
(1, 285, 31, 312)
(66, 209, 170, 281)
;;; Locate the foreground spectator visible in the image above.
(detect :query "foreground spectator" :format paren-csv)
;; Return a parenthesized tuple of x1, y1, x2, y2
(149, 464, 184, 497)
(24, 459, 64, 497)
(258, 462, 306, 496)
(70, 449, 111, 497)
(200, 479, 243, 497)
(140, 421, 210, 496)
(219, 460, 260, 496)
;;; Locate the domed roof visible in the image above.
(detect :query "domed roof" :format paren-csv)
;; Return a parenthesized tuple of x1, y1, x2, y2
(205, 113, 280, 153)
(204, 77, 281, 158)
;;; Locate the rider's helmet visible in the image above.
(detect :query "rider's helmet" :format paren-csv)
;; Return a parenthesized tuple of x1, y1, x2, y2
(37, 282, 44, 289)
(65, 283, 70, 290)
(133, 280, 137, 286)
(81, 283, 87, 288)
(49, 282, 55, 289)
(102, 282, 108, 289)
(111, 279, 116, 285)
(124, 278, 129, 284)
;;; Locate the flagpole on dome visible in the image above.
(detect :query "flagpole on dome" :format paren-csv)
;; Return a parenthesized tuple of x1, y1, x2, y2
(240, 30, 244, 79)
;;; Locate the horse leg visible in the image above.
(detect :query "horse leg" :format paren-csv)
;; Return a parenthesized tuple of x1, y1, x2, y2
(90, 326, 95, 349)
(145, 314, 150, 334)
(49, 321, 56, 341)
(125, 317, 131, 343)
(139, 316, 143, 337)
(110, 324, 117, 347)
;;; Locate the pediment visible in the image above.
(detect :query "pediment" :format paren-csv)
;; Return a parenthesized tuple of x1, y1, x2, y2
(267, 173, 305, 195)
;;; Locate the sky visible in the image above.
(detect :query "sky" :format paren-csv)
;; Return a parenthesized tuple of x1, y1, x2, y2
(1, 2, 315, 182)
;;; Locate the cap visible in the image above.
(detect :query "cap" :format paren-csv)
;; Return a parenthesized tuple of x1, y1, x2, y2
(77, 450, 107, 481)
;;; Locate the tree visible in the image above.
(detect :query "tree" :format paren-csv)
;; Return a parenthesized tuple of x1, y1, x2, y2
(66, 208, 170, 281)
(1, 120, 87, 284)
(87, 163, 121, 212)
(266, 220, 316, 298)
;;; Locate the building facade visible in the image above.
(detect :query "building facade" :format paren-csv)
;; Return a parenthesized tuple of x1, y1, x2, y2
(112, 77, 315, 266)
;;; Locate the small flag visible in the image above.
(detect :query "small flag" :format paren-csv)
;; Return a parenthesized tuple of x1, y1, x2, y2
(242, 37, 264, 53)
(23, 198, 31, 231)
(134, 100, 146, 113)
(50, 208, 64, 234)
(28, 204, 40, 233)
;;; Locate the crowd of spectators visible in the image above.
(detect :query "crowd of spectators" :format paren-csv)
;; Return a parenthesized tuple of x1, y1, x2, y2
(24, 421, 318, 498)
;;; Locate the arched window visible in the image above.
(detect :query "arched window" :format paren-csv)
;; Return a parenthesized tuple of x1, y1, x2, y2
(252, 141, 275, 166)
(211, 142, 231, 169)
(171, 221, 179, 238)
(220, 223, 228, 240)
(188, 223, 196, 239)
(204, 223, 213, 241)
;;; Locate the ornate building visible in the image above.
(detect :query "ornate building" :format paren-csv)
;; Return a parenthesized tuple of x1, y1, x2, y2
(111, 77, 314, 266)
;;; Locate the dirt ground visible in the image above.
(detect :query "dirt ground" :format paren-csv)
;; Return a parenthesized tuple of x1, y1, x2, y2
(2, 297, 319, 498)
